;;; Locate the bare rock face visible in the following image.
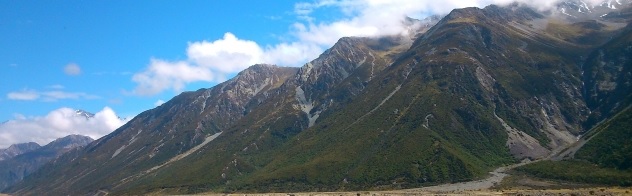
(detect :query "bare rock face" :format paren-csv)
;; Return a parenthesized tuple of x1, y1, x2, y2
(583, 24, 632, 128)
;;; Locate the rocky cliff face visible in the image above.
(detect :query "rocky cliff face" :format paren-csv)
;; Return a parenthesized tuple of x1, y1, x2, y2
(0, 135, 92, 191)
(6, 2, 632, 195)
(583, 22, 632, 127)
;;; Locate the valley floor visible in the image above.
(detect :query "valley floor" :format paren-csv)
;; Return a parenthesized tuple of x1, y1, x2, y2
(196, 187, 632, 196)
(192, 160, 630, 196)
(418, 160, 534, 192)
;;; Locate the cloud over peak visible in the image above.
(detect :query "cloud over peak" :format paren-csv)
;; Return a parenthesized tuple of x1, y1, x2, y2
(187, 33, 265, 73)
(131, 32, 323, 96)
(132, 59, 215, 96)
(0, 107, 129, 149)
(130, 0, 621, 96)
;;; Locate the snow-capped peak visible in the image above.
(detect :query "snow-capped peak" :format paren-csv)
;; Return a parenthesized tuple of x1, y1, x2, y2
(75, 109, 95, 119)
(557, 0, 632, 19)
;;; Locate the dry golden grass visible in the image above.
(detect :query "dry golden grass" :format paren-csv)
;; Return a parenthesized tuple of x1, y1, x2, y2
(195, 187, 632, 196)
(447, 17, 478, 24)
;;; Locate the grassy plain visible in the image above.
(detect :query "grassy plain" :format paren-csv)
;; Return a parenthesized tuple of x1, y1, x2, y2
(191, 187, 632, 196)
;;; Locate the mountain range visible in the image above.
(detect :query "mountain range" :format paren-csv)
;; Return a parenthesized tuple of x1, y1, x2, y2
(3, 1, 632, 195)
(0, 135, 93, 191)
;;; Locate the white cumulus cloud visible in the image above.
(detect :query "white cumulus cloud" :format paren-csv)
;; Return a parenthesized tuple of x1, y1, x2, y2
(132, 59, 215, 95)
(187, 33, 265, 73)
(131, 33, 323, 96)
(0, 107, 130, 148)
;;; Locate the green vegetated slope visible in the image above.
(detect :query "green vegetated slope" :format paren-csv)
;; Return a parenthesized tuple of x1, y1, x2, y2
(235, 5, 590, 191)
(516, 21, 632, 187)
(577, 108, 632, 171)
(7, 3, 632, 195)
(580, 27, 632, 168)
(517, 106, 632, 186)
(516, 160, 632, 186)
(117, 33, 407, 194)
(119, 5, 596, 194)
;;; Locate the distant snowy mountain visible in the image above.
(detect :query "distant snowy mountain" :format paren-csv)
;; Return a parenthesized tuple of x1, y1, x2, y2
(74, 109, 95, 119)
(557, 0, 632, 19)
(0, 135, 93, 191)
(75, 109, 128, 121)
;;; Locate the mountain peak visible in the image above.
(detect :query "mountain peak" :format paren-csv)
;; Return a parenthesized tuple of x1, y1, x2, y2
(5, 142, 40, 150)
(46, 135, 93, 150)
(243, 64, 278, 72)
(236, 64, 286, 78)
(251, 63, 276, 68)
(75, 109, 95, 119)
(0, 142, 41, 161)
(440, 4, 542, 24)
(324, 37, 366, 54)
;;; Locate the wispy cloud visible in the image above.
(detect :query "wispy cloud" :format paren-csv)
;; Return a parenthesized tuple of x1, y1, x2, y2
(7, 89, 100, 101)
(265, 15, 283, 20)
(47, 84, 65, 89)
(92, 71, 132, 76)
(64, 63, 82, 76)
(7, 90, 39, 101)
(0, 107, 129, 148)
(41, 91, 100, 101)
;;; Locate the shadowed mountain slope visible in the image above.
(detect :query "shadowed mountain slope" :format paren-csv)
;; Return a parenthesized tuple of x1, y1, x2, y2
(0, 135, 92, 191)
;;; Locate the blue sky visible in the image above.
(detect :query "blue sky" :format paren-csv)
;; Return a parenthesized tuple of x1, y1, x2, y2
(1, 1, 301, 120)
(2, 0, 580, 148)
